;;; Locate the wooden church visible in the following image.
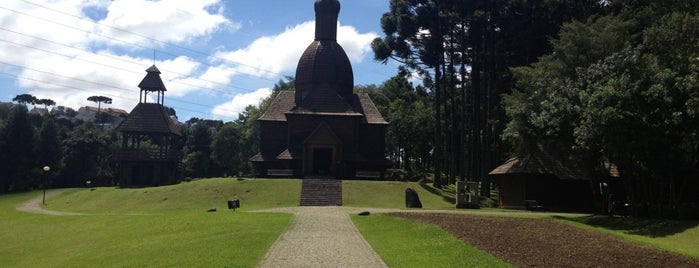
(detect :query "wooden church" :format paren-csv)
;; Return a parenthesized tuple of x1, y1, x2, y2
(115, 65, 182, 187)
(251, 0, 390, 179)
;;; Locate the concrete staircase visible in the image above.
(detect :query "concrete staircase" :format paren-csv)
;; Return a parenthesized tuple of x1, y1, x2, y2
(300, 178, 342, 206)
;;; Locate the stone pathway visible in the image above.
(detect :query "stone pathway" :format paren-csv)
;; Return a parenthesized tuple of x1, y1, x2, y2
(255, 207, 390, 268)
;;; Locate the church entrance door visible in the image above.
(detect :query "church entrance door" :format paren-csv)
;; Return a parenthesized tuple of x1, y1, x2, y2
(312, 147, 333, 176)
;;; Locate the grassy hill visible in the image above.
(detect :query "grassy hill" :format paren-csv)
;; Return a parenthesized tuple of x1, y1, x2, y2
(2, 178, 696, 267)
(343, 180, 456, 209)
(0, 178, 459, 267)
(0, 180, 295, 267)
(47, 178, 457, 213)
(48, 178, 303, 213)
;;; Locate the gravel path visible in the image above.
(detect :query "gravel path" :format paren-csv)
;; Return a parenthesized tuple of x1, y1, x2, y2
(15, 188, 83, 216)
(255, 207, 390, 268)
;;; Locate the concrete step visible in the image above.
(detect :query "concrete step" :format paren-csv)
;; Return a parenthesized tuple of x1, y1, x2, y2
(300, 179, 342, 206)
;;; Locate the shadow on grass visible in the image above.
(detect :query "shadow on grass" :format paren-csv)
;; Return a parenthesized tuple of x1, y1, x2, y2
(418, 181, 456, 204)
(554, 215, 699, 238)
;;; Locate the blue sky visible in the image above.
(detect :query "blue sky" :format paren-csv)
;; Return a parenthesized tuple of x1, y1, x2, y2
(0, 0, 400, 121)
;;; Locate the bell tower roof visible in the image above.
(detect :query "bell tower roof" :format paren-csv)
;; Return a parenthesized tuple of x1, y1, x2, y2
(137, 65, 167, 104)
(294, 0, 353, 111)
(314, 0, 340, 41)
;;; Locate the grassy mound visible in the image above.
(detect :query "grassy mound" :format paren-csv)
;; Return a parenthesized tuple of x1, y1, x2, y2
(48, 178, 301, 213)
(343, 180, 455, 209)
(0, 189, 292, 267)
(0, 178, 461, 267)
(3, 178, 697, 267)
(47, 178, 458, 213)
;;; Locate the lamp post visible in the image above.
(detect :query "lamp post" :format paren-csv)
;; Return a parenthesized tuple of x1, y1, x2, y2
(42, 166, 50, 205)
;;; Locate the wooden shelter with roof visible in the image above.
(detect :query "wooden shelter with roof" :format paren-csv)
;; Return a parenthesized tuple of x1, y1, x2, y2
(251, 0, 389, 179)
(489, 149, 596, 211)
(115, 65, 182, 187)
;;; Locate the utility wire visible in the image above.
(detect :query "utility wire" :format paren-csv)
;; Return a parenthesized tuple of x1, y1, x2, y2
(0, 31, 253, 97)
(0, 1, 398, 119)
(0, 65, 239, 119)
(7, 1, 289, 81)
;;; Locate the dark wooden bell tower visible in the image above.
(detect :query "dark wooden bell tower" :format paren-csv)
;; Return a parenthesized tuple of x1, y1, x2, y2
(115, 65, 182, 187)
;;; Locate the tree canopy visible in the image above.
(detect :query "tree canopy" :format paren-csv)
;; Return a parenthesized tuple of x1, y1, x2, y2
(2, 1, 698, 219)
(87, 96, 113, 123)
(12, 94, 37, 106)
(504, 1, 699, 217)
(372, 0, 602, 188)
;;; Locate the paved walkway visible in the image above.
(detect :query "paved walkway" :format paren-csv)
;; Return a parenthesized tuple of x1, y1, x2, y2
(15, 188, 83, 216)
(255, 207, 390, 268)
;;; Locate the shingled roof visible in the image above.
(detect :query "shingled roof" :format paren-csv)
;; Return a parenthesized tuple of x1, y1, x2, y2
(294, 0, 354, 106)
(138, 65, 167, 92)
(259, 91, 295, 121)
(488, 158, 548, 175)
(489, 144, 589, 180)
(291, 86, 357, 114)
(259, 91, 388, 125)
(116, 103, 180, 136)
(354, 93, 388, 125)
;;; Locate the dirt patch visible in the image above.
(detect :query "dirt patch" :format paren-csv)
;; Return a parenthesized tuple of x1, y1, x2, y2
(390, 213, 699, 267)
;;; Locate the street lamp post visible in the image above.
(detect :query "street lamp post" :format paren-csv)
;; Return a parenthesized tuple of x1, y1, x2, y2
(42, 166, 50, 205)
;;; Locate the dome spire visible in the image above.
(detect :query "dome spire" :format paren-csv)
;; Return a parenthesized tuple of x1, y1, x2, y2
(294, 0, 353, 108)
(314, 0, 340, 41)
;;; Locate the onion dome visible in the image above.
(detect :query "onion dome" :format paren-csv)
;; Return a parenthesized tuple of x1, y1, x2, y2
(294, 0, 354, 109)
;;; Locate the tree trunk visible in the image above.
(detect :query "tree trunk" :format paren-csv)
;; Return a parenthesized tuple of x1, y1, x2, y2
(433, 65, 443, 188)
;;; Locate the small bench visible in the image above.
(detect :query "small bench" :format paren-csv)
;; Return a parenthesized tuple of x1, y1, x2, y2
(525, 200, 544, 211)
(267, 169, 293, 177)
(355, 171, 381, 179)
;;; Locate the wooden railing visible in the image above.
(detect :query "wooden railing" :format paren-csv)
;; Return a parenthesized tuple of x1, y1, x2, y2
(114, 149, 179, 162)
(355, 171, 381, 179)
(267, 169, 294, 177)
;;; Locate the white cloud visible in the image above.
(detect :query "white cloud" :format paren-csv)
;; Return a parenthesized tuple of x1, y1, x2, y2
(210, 21, 377, 79)
(337, 24, 377, 63)
(97, 0, 238, 46)
(210, 21, 314, 78)
(0, 1, 381, 121)
(0, 0, 232, 114)
(211, 88, 272, 120)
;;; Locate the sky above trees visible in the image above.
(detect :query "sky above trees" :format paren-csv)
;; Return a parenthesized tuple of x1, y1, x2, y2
(0, 0, 399, 121)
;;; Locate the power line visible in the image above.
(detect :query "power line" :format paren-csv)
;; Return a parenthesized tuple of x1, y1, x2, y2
(0, 65, 239, 119)
(7, 1, 290, 81)
(7, 0, 396, 84)
(0, 60, 242, 115)
(0, 30, 255, 97)
(0, 1, 399, 119)
(1, 70, 238, 120)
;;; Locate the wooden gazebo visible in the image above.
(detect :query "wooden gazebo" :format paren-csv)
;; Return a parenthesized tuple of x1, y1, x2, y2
(115, 65, 181, 187)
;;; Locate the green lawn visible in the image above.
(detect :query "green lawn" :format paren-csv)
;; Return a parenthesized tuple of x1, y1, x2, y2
(0, 179, 296, 268)
(0, 210, 289, 267)
(343, 180, 455, 209)
(1, 178, 697, 267)
(556, 215, 699, 259)
(352, 214, 510, 267)
(47, 178, 301, 213)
